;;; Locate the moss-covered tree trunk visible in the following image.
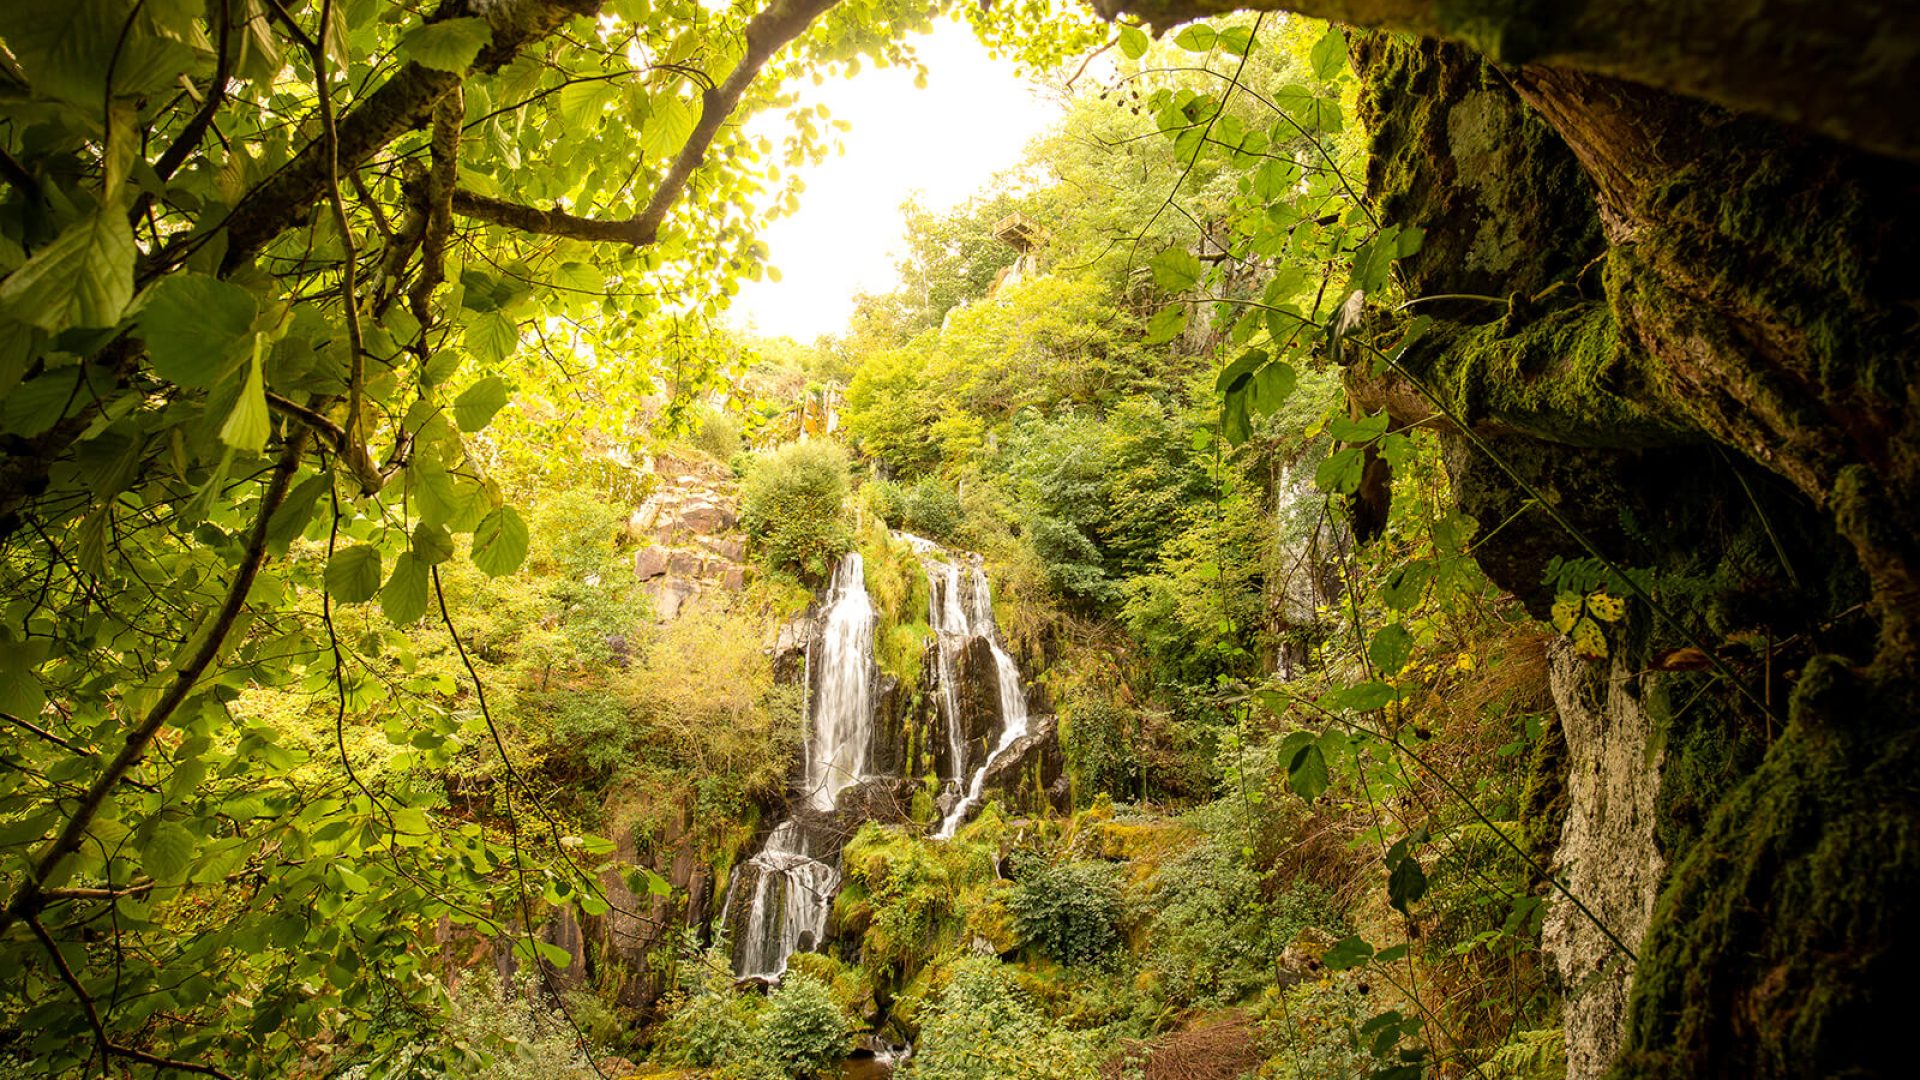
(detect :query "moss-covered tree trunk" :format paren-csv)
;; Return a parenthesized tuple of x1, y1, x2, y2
(1100, 3, 1920, 1076)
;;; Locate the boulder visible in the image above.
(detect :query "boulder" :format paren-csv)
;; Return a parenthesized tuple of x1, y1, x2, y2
(699, 535, 746, 562)
(633, 545, 670, 580)
(648, 576, 698, 621)
(977, 714, 1067, 817)
(680, 500, 736, 534)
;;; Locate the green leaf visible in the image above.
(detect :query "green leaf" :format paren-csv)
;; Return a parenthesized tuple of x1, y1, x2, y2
(0, 209, 134, 332)
(1144, 304, 1188, 345)
(140, 274, 258, 388)
(1329, 679, 1396, 713)
(140, 820, 197, 885)
(1322, 934, 1375, 971)
(1309, 26, 1349, 81)
(1315, 446, 1364, 494)
(1382, 561, 1433, 611)
(1222, 391, 1252, 447)
(558, 81, 616, 128)
(453, 376, 510, 432)
(465, 310, 519, 364)
(1388, 853, 1428, 914)
(640, 92, 697, 161)
(470, 506, 529, 577)
(1250, 361, 1297, 415)
(0, 646, 47, 720)
(411, 522, 455, 565)
(400, 16, 491, 72)
(1287, 743, 1329, 801)
(219, 341, 272, 453)
(380, 552, 431, 626)
(1117, 24, 1149, 60)
(535, 940, 574, 968)
(1151, 247, 1204, 291)
(1172, 24, 1217, 52)
(1215, 348, 1267, 395)
(1369, 623, 1414, 675)
(326, 544, 384, 603)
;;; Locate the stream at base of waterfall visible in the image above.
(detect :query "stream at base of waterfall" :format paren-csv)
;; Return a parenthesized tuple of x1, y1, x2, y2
(726, 534, 1032, 983)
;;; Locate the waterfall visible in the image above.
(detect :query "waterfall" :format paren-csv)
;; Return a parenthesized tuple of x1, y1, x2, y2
(898, 533, 1033, 840)
(923, 553, 973, 780)
(732, 820, 840, 980)
(730, 552, 873, 979)
(728, 538, 1036, 977)
(803, 552, 875, 811)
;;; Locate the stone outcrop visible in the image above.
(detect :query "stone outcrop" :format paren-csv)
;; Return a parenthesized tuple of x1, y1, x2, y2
(1542, 646, 1666, 1080)
(627, 452, 752, 621)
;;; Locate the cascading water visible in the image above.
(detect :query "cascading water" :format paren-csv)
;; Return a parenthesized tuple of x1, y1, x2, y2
(898, 534, 1033, 840)
(728, 538, 1037, 977)
(803, 553, 876, 810)
(732, 820, 840, 980)
(920, 549, 977, 781)
(731, 552, 874, 978)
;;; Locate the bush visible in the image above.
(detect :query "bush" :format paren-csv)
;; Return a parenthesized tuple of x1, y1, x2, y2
(909, 958, 1100, 1080)
(759, 973, 851, 1077)
(1141, 842, 1338, 1007)
(653, 971, 849, 1079)
(863, 476, 965, 542)
(689, 404, 745, 460)
(1005, 858, 1123, 967)
(740, 441, 853, 582)
(899, 477, 964, 540)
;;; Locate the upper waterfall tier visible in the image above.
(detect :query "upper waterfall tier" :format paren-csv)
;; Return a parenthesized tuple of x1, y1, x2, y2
(802, 552, 876, 812)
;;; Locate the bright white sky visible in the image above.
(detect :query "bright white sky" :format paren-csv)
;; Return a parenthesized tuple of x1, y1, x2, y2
(727, 19, 1063, 343)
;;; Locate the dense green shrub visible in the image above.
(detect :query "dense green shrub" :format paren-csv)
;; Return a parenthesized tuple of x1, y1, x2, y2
(1062, 701, 1136, 803)
(908, 958, 1101, 1080)
(759, 973, 852, 1077)
(1142, 843, 1341, 1007)
(740, 440, 853, 582)
(863, 476, 966, 542)
(690, 404, 746, 460)
(1005, 858, 1123, 967)
(654, 969, 849, 1079)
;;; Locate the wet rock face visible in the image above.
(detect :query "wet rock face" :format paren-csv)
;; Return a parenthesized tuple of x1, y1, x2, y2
(948, 636, 1006, 767)
(977, 714, 1067, 818)
(1543, 645, 1666, 1080)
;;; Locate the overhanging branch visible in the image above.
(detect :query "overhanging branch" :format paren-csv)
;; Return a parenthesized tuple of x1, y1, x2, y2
(450, 0, 844, 246)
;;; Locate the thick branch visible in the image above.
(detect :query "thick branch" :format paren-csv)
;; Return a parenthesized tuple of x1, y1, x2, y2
(1092, 0, 1920, 162)
(199, 0, 601, 276)
(450, 0, 844, 245)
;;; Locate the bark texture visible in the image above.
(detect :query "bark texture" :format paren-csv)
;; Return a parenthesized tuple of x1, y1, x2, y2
(1096, 0, 1920, 163)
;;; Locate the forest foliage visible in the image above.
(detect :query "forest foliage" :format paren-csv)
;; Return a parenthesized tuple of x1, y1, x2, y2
(0, 0, 1623, 1076)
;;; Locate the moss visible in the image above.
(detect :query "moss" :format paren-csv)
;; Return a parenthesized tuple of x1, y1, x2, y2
(1612, 660, 1920, 1079)
(1517, 708, 1569, 868)
(859, 520, 933, 691)
(1417, 298, 1691, 449)
(1354, 33, 1603, 305)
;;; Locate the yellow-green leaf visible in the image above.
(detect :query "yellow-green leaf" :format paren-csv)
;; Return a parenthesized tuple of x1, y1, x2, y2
(401, 16, 491, 73)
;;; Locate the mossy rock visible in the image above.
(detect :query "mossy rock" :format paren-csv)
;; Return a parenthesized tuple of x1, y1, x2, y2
(1614, 659, 1920, 1079)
